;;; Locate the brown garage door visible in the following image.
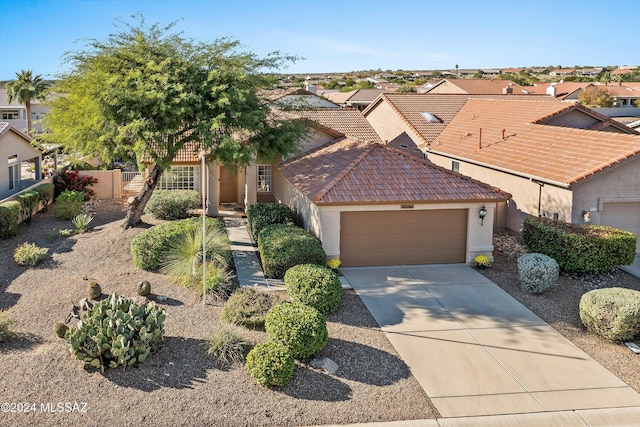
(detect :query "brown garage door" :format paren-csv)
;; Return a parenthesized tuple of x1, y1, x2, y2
(340, 209, 467, 266)
(601, 202, 640, 252)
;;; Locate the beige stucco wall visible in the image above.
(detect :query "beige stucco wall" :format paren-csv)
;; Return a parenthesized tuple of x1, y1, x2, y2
(273, 168, 498, 263)
(364, 101, 424, 145)
(0, 129, 42, 200)
(543, 110, 601, 129)
(78, 170, 122, 199)
(571, 156, 640, 225)
(426, 82, 467, 94)
(427, 151, 573, 232)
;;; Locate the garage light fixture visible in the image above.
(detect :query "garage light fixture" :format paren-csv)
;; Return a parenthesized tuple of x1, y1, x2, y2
(479, 206, 487, 225)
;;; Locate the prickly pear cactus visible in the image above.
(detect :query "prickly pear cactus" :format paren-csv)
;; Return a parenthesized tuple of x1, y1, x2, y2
(88, 281, 102, 300)
(54, 321, 68, 338)
(137, 280, 151, 296)
(65, 293, 166, 372)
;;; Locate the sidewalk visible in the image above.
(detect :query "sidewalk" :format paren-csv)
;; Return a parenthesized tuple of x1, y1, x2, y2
(620, 254, 640, 279)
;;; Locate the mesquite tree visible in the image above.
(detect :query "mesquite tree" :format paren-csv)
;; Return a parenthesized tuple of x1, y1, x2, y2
(43, 17, 306, 228)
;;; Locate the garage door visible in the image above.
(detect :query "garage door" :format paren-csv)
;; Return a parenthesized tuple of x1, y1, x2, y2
(601, 202, 640, 252)
(340, 209, 467, 266)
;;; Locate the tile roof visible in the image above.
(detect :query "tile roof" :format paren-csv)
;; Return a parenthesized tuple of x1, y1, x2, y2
(296, 109, 382, 143)
(363, 93, 559, 146)
(0, 122, 9, 135)
(277, 137, 510, 205)
(323, 90, 357, 105)
(347, 89, 391, 103)
(142, 140, 204, 164)
(428, 79, 524, 95)
(521, 82, 592, 98)
(431, 98, 640, 185)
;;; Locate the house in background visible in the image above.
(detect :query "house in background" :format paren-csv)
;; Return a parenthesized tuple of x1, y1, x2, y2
(521, 82, 593, 99)
(0, 122, 43, 201)
(0, 89, 49, 134)
(424, 79, 526, 95)
(323, 89, 391, 110)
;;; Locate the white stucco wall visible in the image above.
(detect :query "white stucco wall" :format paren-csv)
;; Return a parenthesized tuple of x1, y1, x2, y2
(0, 129, 42, 200)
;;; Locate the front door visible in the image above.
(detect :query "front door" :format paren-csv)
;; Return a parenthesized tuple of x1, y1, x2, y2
(219, 166, 238, 204)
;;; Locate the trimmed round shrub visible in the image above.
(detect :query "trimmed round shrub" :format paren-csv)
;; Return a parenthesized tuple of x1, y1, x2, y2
(53, 190, 85, 220)
(144, 190, 202, 220)
(131, 217, 226, 271)
(246, 202, 300, 240)
(258, 224, 327, 279)
(245, 340, 294, 387)
(579, 287, 640, 342)
(284, 264, 342, 315)
(221, 287, 281, 329)
(517, 253, 559, 294)
(265, 302, 328, 360)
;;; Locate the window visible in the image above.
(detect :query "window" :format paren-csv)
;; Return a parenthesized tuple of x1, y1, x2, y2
(257, 165, 271, 192)
(157, 166, 200, 191)
(1, 110, 20, 120)
(452, 161, 460, 173)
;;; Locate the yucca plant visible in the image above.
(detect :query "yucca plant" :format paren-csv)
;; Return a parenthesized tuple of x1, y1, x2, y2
(161, 224, 230, 288)
(72, 213, 94, 233)
(206, 323, 249, 366)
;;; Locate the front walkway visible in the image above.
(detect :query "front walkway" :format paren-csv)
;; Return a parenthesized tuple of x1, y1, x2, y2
(341, 264, 640, 423)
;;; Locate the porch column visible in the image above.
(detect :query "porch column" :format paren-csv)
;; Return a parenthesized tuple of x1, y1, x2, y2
(244, 164, 257, 206)
(206, 162, 219, 216)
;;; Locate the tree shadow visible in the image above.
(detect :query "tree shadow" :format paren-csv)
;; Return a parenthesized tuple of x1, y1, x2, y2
(277, 364, 352, 402)
(320, 338, 411, 386)
(0, 332, 43, 353)
(103, 336, 213, 392)
(0, 291, 21, 310)
(326, 291, 382, 329)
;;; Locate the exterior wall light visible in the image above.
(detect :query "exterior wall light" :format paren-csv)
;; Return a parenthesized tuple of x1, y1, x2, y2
(479, 206, 488, 225)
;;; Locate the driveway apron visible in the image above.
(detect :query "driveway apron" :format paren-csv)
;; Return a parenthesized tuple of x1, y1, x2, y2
(341, 264, 640, 418)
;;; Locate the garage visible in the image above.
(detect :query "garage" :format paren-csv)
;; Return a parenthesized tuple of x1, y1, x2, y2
(601, 202, 640, 252)
(340, 209, 468, 266)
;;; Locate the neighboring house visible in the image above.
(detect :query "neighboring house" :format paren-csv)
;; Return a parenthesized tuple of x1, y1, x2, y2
(425, 79, 524, 95)
(520, 82, 593, 99)
(364, 94, 640, 251)
(604, 85, 640, 108)
(611, 67, 637, 77)
(549, 68, 577, 77)
(580, 67, 604, 77)
(263, 88, 339, 109)
(323, 89, 391, 110)
(501, 68, 524, 74)
(0, 89, 49, 134)
(274, 137, 510, 266)
(0, 122, 43, 201)
(425, 99, 640, 251)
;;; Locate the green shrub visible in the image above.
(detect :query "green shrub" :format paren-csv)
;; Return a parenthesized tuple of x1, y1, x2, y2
(72, 213, 94, 233)
(195, 264, 236, 300)
(34, 183, 54, 212)
(0, 201, 20, 239)
(17, 190, 40, 224)
(144, 190, 202, 220)
(579, 288, 640, 342)
(258, 224, 326, 279)
(206, 323, 249, 366)
(0, 310, 14, 342)
(65, 293, 166, 372)
(517, 253, 559, 294)
(245, 340, 294, 387)
(284, 264, 342, 315)
(247, 203, 300, 240)
(265, 302, 328, 360)
(53, 190, 85, 220)
(13, 242, 48, 266)
(221, 287, 282, 329)
(131, 217, 226, 271)
(522, 217, 636, 273)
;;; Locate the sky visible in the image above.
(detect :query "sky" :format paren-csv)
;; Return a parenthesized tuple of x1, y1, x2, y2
(1, 0, 639, 80)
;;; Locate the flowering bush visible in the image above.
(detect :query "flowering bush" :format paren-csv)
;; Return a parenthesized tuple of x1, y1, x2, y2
(13, 242, 48, 266)
(326, 258, 341, 270)
(54, 170, 97, 200)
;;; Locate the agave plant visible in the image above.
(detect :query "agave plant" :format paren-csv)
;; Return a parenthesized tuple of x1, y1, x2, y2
(161, 224, 230, 288)
(72, 213, 94, 233)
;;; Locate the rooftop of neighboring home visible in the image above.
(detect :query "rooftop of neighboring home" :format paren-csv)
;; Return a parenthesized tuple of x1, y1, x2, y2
(430, 98, 640, 185)
(296, 108, 382, 143)
(611, 67, 638, 75)
(363, 93, 559, 145)
(323, 88, 391, 107)
(520, 82, 593, 98)
(277, 137, 510, 205)
(597, 84, 640, 97)
(425, 78, 525, 95)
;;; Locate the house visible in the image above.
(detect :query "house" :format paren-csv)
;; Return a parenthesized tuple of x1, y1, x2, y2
(604, 85, 640, 108)
(425, 99, 640, 251)
(424, 79, 525, 95)
(274, 137, 510, 266)
(363, 94, 640, 251)
(611, 66, 637, 77)
(0, 122, 44, 201)
(502, 68, 524, 74)
(262, 88, 339, 109)
(549, 68, 577, 77)
(323, 89, 391, 110)
(0, 89, 49, 134)
(520, 82, 593, 99)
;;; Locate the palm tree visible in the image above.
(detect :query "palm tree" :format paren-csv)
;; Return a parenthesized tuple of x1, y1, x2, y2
(5, 70, 49, 134)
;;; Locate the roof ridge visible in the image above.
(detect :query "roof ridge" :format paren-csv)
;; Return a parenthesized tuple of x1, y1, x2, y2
(379, 94, 432, 147)
(311, 140, 377, 203)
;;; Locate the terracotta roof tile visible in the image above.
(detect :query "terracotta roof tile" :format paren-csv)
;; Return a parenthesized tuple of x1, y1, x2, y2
(277, 138, 510, 205)
(432, 79, 523, 94)
(296, 109, 382, 143)
(431, 99, 640, 185)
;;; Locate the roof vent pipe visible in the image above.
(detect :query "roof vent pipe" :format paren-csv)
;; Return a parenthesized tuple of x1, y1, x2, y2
(502, 129, 505, 139)
(478, 128, 482, 149)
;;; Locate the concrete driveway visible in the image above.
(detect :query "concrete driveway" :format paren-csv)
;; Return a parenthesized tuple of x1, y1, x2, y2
(341, 264, 640, 419)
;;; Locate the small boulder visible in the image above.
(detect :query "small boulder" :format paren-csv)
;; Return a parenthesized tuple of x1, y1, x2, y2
(137, 280, 152, 296)
(310, 356, 339, 375)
